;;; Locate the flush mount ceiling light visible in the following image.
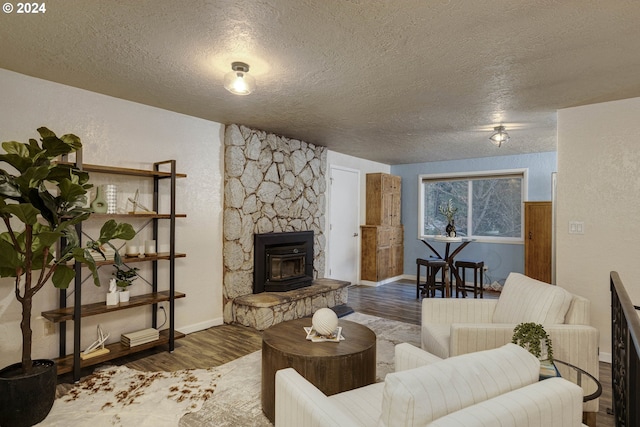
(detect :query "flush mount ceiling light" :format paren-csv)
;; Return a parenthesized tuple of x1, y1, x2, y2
(489, 125, 510, 147)
(224, 61, 256, 96)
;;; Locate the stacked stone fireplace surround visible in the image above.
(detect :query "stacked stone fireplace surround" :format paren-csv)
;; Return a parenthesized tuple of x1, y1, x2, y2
(223, 125, 348, 330)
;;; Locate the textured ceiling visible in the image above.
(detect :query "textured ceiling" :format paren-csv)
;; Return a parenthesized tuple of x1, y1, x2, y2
(1, 1, 639, 164)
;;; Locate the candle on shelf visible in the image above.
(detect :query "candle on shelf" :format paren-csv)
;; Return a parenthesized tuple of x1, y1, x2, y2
(125, 243, 139, 257)
(144, 240, 156, 255)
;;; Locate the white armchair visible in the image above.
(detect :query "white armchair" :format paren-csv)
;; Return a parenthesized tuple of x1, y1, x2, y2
(275, 343, 586, 427)
(421, 272, 600, 421)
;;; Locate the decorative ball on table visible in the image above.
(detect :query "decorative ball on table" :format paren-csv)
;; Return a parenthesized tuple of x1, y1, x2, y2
(312, 308, 339, 336)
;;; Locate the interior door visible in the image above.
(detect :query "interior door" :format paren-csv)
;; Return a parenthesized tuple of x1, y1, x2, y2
(524, 201, 552, 282)
(328, 166, 360, 284)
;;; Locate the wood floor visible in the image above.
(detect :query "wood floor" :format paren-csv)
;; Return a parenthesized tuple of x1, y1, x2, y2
(59, 279, 615, 427)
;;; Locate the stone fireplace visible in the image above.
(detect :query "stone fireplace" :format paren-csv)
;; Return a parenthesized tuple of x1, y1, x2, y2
(253, 231, 314, 293)
(223, 124, 347, 329)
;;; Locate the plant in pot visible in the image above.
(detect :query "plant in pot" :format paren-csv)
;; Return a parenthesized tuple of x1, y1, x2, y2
(512, 322, 554, 362)
(439, 198, 458, 237)
(0, 128, 135, 426)
(112, 263, 139, 302)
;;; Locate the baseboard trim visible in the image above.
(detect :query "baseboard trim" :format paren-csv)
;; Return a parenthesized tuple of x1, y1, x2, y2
(360, 275, 405, 287)
(178, 317, 224, 335)
(599, 351, 612, 363)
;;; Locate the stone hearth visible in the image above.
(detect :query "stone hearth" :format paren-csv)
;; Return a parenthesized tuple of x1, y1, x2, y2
(223, 124, 329, 327)
(232, 279, 349, 330)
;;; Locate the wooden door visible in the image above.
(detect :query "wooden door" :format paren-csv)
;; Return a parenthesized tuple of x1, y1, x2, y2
(389, 175, 401, 226)
(381, 192, 393, 226)
(360, 226, 378, 280)
(366, 173, 401, 226)
(524, 201, 552, 283)
(365, 173, 384, 225)
(389, 226, 404, 276)
(377, 246, 391, 279)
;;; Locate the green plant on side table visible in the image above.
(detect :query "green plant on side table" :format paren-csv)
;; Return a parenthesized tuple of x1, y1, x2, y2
(0, 127, 135, 427)
(512, 322, 554, 362)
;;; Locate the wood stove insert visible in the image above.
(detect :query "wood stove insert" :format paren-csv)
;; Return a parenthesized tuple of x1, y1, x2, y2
(253, 231, 314, 293)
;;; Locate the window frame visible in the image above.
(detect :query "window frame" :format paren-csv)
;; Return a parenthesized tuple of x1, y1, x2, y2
(417, 168, 528, 244)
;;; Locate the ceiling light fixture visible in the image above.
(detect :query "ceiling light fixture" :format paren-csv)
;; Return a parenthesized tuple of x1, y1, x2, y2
(224, 62, 256, 96)
(489, 125, 510, 147)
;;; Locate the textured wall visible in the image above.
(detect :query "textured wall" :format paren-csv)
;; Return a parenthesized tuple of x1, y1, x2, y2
(222, 124, 327, 323)
(392, 152, 557, 285)
(0, 69, 224, 368)
(557, 97, 640, 361)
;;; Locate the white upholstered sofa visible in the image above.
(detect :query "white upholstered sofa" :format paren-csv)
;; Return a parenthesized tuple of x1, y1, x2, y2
(421, 272, 599, 422)
(275, 342, 586, 427)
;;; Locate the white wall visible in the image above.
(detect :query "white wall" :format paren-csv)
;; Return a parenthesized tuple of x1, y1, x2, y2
(0, 69, 224, 367)
(327, 150, 390, 225)
(325, 151, 390, 281)
(557, 96, 640, 362)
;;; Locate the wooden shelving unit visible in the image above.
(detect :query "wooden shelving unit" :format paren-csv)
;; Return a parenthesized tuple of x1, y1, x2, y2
(93, 252, 186, 266)
(54, 329, 186, 374)
(90, 213, 187, 219)
(55, 161, 187, 178)
(42, 291, 186, 323)
(45, 158, 187, 380)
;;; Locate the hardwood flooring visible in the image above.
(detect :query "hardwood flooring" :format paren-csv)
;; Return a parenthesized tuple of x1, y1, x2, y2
(59, 278, 615, 427)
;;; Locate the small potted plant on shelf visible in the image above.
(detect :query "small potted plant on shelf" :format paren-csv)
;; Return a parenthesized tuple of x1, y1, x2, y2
(0, 127, 135, 426)
(439, 198, 458, 237)
(112, 263, 139, 302)
(512, 322, 554, 362)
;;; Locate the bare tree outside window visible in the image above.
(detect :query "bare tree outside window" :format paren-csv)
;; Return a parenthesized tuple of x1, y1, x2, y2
(423, 181, 467, 236)
(421, 172, 524, 240)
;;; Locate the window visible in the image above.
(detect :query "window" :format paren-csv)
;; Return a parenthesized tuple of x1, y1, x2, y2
(419, 169, 527, 242)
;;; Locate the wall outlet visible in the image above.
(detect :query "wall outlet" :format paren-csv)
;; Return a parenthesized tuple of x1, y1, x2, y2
(40, 318, 55, 336)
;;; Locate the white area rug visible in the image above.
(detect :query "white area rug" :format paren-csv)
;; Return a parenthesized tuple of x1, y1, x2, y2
(41, 313, 420, 426)
(41, 366, 219, 426)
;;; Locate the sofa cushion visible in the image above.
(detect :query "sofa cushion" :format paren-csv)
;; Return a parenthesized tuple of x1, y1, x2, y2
(426, 377, 584, 427)
(329, 382, 384, 426)
(378, 343, 540, 427)
(492, 273, 573, 324)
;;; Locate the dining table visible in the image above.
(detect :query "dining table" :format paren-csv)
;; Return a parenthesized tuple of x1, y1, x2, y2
(420, 236, 474, 298)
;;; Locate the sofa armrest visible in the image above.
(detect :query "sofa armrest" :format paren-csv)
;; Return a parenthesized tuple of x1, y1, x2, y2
(543, 325, 599, 373)
(565, 295, 591, 325)
(449, 323, 600, 413)
(275, 368, 359, 427)
(422, 298, 497, 324)
(544, 324, 600, 413)
(394, 343, 442, 372)
(427, 377, 584, 427)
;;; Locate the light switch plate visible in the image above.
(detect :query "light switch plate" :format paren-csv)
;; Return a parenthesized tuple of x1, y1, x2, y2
(569, 221, 584, 234)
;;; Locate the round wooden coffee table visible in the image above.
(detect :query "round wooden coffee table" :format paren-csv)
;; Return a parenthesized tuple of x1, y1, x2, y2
(261, 318, 376, 423)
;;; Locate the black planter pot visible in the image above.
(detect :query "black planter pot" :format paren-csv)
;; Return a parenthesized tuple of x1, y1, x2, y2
(0, 360, 56, 427)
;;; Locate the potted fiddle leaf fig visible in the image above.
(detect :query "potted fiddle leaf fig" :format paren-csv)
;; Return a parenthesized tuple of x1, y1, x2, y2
(0, 127, 135, 426)
(512, 322, 554, 362)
